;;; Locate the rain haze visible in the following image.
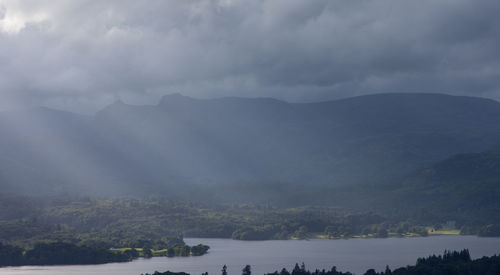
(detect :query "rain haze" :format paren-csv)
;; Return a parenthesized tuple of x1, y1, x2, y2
(1, 1, 500, 275)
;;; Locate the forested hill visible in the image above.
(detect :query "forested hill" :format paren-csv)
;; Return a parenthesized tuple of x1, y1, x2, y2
(2, 93, 500, 196)
(193, 150, 500, 228)
(408, 151, 500, 182)
(315, 150, 500, 228)
(388, 151, 500, 225)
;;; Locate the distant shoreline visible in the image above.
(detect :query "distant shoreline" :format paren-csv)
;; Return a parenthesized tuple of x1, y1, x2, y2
(186, 231, 467, 243)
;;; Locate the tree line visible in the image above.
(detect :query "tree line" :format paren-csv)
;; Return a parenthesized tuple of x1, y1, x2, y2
(144, 250, 500, 275)
(0, 241, 209, 267)
(0, 242, 130, 266)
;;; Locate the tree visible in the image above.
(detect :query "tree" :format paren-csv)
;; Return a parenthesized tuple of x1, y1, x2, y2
(242, 265, 251, 275)
(143, 248, 153, 258)
(376, 228, 388, 238)
(0, 242, 24, 266)
(222, 265, 228, 275)
(292, 263, 306, 275)
(294, 226, 309, 239)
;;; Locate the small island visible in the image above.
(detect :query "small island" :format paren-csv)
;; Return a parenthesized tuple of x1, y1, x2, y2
(0, 241, 209, 267)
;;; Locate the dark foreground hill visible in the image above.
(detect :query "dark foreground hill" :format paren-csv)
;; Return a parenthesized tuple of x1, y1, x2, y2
(2, 93, 500, 196)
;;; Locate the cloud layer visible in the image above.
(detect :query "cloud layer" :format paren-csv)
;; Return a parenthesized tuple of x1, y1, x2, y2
(0, 0, 499, 113)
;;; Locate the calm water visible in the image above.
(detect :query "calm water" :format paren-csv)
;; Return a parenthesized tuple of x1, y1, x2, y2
(2, 236, 500, 275)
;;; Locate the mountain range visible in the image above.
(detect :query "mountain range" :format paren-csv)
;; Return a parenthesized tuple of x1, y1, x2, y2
(1, 93, 500, 198)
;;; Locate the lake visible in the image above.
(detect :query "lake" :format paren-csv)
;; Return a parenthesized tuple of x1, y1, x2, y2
(2, 236, 500, 275)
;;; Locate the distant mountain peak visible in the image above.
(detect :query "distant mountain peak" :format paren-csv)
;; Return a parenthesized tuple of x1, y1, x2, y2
(101, 99, 130, 110)
(158, 93, 196, 106)
(96, 99, 137, 120)
(112, 99, 125, 105)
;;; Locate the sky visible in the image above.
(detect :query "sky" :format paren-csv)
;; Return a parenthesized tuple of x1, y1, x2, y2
(0, 0, 499, 114)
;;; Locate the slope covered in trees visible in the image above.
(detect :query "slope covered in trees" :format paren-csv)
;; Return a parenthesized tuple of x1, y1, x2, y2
(0, 195, 435, 246)
(338, 150, 500, 232)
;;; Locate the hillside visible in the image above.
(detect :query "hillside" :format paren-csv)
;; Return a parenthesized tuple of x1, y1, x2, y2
(306, 150, 500, 229)
(390, 151, 500, 225)
(1, 93, 500, 196)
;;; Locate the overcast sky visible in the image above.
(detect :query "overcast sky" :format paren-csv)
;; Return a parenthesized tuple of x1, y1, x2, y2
(0, 0, 499, 113)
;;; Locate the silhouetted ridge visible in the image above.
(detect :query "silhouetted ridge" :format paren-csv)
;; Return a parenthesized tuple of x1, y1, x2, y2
(158, 93, 198, 106)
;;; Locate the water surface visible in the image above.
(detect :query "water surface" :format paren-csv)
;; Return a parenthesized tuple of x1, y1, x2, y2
(2, 236, 500, 275)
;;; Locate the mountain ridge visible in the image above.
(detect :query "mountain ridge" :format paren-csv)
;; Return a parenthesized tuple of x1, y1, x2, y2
(2, 93, 500, 197)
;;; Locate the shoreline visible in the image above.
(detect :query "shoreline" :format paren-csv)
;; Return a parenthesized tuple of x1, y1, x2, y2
(2, 235, 497, 273)
(186, 230, 465, 242)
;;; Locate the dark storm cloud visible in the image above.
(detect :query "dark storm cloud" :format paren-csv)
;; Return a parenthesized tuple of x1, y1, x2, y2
(0, 0, 499, 113)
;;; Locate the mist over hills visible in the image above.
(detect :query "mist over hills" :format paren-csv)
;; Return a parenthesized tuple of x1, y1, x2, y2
(1, 93, 500, 198)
